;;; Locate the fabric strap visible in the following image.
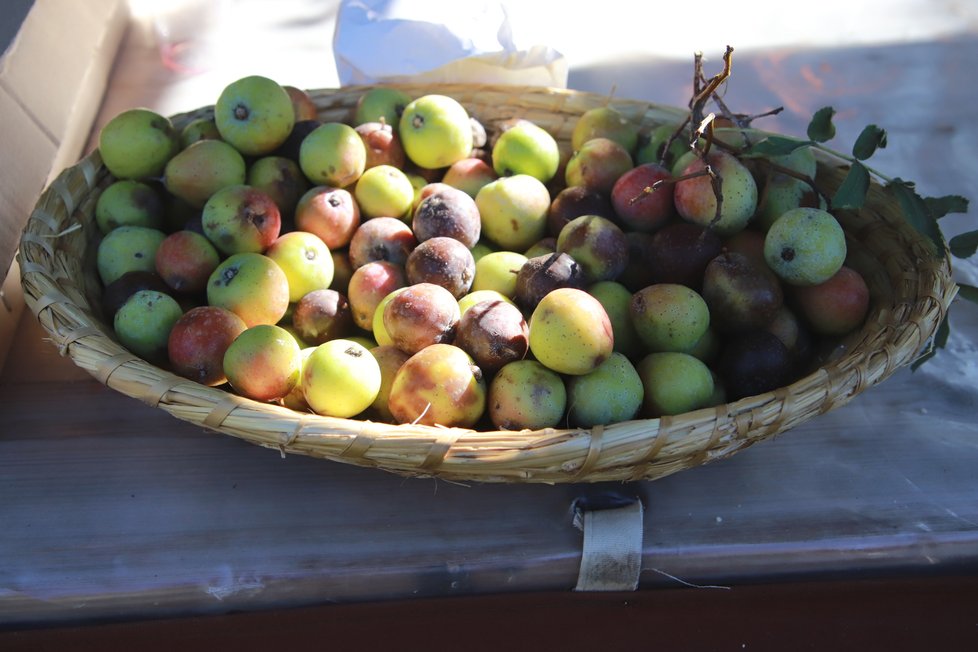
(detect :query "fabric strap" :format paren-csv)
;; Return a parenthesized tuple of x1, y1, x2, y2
(574, 498, 644, 591)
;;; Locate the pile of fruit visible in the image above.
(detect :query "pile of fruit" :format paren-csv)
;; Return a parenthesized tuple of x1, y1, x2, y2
(94, 74, 872, 433)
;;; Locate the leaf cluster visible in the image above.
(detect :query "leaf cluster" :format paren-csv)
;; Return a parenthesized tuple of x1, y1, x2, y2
(743, 108, 974, 368)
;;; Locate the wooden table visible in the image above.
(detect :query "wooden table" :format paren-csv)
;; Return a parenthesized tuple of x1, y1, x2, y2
(3, 2, 978, 647)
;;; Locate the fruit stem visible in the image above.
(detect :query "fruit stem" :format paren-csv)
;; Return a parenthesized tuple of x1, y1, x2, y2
(689, 46, 734, 144)
(627, 169, 712, 205)
(755, 158, 830, 205)
(661, 115, 692, 167)
(808, 143, 896, 184)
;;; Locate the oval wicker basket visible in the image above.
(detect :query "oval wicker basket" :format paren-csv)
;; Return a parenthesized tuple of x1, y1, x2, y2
(18, 83, 958, 484)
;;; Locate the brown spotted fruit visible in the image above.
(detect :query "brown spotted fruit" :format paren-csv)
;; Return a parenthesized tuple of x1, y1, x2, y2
(388, 343, 486, 428)
(454, 299, 529, 374)
(701, 251, 783, 333)
(488, 359, 567, 430)
(555, 214, 629, 283)
(528, 287, 614, 376)
(201, 184, 281, 256)
(383, 282, 460, 355)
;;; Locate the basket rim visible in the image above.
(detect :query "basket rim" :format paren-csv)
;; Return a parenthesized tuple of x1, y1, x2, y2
(17, 83, 959, 484)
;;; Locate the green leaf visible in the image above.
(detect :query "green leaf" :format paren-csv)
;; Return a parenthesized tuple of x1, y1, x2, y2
(911, 312, 950, 371)
(949, 230, 978, 258)
(852, 125, 887, 160)
(807, 106, 836, 142)
(887, 178, 946, 255)
(911, 348, 937, 371)
(957, 283, 978, 304)
(744, 136, 813, 158)
(925, 195, 970, 219)
(831, 161, 870, 210)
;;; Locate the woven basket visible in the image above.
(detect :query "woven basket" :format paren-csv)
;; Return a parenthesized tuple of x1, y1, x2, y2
(18, 83, 958, 484)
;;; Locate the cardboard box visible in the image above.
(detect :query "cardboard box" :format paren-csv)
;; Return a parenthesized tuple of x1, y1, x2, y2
(0, 0, 129, 371)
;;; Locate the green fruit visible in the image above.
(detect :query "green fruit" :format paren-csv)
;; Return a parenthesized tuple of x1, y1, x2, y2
(372, 287, 408, 346)
(247, 156, 309, 219)
(469, 241, 496, 263)
(670, 149, 698, 177)
(491, 120, 560, 183)
(588, 280, 642, 358)
(571, 106, 639, 153)
(637, 352, 715, 417)
(399, 94, 473, 169)
(755, 174, 824, 232)
(207, 253, 290, 327)
(303, 339, 382, 418)
(771, 145, 817, 179)
(179, 117, 221, 149)
(354, 164, 415, 219)
(355, 88, 412, 130)
(95, 180, 165, 233)
(565, 352, 643, 427)
(96, 225, 167, 286)
(265, 231, 334, 303)
(163, 139, 247, 208)
(630, 283, 710, 353)
(299, 122, 367, 188)
(529, 287, 614, 376)
(475, 174, 550, 252)
(457, 289, 515, 316)
(472, 250, 527, 298)
(98, 108, 180, 180)
(636, 123, 689, 169)
(214, 75, 295, 156)
(674, 150, 757, 236)
(488, 359, 567, 430)
(113, 289, 183, 364)
(764, 207, 846, 286)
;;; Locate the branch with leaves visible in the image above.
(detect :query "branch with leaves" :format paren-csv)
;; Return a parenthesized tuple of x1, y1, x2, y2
(678, 48, 974, 368)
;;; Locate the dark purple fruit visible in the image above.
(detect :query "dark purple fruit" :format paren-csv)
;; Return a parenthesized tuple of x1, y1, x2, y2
(292, 289, 353, 344)
(647, 222, 723, 289)
(514, 252, 587, 312)
(271, 119, 323, 162)
(454, 299, 529, 374)
(717, 330, 793, 400)
(702, 252, 783, 333)
(412, 185, 481, 247)
(616, 231, 657, 292)
(405, 236, 476, 299)
(547, 185, 615, 238)
(100, 270, 171, 321)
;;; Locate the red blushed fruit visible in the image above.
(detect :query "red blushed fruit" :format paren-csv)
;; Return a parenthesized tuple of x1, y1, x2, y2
(201, 185, 282, 256)
(356, 121, 407, 170)
(348, 216, 418, 269)
(442, 157, 497, 198)
(155, 230, 221, 295)
(547, 185, 615, 238)
(284, 85, 318, 122)
(722, 228, 767, 265)
(610, 162, 675, 232)
(347, 260, 408, 331)
(294, 186, 360, 250)
(168, 306, 247, 386)
(412, 184, 481, 247)
(792, 266, 871, 336)
(383, 282, 460, 355)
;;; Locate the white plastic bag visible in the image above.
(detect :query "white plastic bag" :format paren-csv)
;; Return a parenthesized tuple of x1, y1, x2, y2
(332, 0, 567, 88)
